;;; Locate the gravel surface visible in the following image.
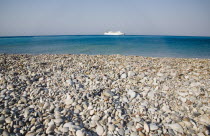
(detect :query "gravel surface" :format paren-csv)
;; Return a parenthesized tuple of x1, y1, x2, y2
(0, 54, 210, 136)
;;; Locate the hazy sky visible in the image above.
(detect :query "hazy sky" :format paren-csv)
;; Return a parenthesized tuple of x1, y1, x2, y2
(0, 0, 210, 36)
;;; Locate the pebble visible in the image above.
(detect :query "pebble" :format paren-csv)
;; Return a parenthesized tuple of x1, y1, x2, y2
(0, 115, 5, 124)
(127, 89, 136, 99)
(167, 123, 184, 134)
(130, 132, 138, 136)
(63, 122, 73, 129)
(118, 128, 125, 135)
(62, 127, 69, 133)
(96, 124, 104, 135)
(103, 90, 114, 97)
(43, 102, 50, 109)
(54, 118, 63, 126)
(144, 122, 150, 133)
(92, 115, 100, 121)
(65, 95, 73, 105)
(139, 131, 146, 136)
(76, 130, 85, 136)
(198, 114, 210, 125)
(150, 123, 159, 131)
(197, 133, 205, 136)
(46, 121, 55, 134)
(121, 73, 127, 78)
(2, 131, 9, 136)
(108, 124, 115, 131)
(24, 108, 30, 118)
(147, 91, 155, 100)
(5, 117, 12, 124)
(25, 132, 36, 136)
(128, 71, 135, 77)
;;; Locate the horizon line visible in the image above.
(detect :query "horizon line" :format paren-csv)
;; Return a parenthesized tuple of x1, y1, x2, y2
(0, 34, 210, 38)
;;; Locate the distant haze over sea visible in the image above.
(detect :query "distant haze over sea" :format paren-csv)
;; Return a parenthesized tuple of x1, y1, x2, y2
(0, 0, 210, 36)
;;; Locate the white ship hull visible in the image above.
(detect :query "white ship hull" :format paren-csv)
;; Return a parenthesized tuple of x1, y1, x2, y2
(104, 31, 125, 35)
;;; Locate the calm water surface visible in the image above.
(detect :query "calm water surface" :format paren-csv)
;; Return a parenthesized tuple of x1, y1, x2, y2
(0, 35, 210, 58)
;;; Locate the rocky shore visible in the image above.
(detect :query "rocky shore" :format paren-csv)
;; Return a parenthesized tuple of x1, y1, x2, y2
(0, 54, 210, 136)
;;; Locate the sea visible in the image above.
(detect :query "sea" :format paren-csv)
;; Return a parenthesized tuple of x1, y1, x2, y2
(0, 35, 210, 58)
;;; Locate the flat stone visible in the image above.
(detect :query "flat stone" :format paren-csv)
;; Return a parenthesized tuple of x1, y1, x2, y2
(76, 130, 85, 136)
(147, 91, 155, 100)
(162, 105, 171, 113)
(54, 118, 63, 125)
(46, 122, 55, 134)
(122, 96, 129, 103)
(65, 95, 73, 105)
(25, 132, 36, 136)
(91, 115, 100, 121)
(62, 127, 69, 133)
(108, 124, 115, 131)
(139, 131, 146, 136)
(5, 117, 12, 124)
(128, 71, 135, 77)
(118, 128, 125, 135)
(63, 122, 74, 129)
(2, 131, 9, 136)
(0, 115, 5, 124)
(144, 122, 150, 133)
(150, 123, 159, 131)
(198, 114, 210, 125)
(167, 123, 184, 134)
(197, 133, 205, 136)
(103, 90, 114, 97)
(130, 132, 138, 136)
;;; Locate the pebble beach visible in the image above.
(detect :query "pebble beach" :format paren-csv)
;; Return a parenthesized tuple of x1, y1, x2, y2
(0, 54, 210, 136)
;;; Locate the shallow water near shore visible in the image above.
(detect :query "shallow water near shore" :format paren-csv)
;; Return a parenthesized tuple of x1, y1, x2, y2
(0, 35, 210, 58)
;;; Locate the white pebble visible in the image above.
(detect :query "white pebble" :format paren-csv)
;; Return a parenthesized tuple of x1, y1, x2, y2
(76, 130, 85, 136)
(96, 125, 104, 135)
(127, 89, 136, 99)
(168, 123, 184, 134)
(121, 73, 127, 79)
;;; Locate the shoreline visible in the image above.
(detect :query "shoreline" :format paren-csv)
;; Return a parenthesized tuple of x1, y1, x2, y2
(0, 54, 210, 135)
(1, 53, 210, 60)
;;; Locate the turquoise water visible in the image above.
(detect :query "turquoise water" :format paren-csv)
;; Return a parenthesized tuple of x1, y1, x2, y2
(0, 35, 210, 58)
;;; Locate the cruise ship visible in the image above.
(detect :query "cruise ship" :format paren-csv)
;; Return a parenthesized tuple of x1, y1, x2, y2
(104, 31, 125, 35)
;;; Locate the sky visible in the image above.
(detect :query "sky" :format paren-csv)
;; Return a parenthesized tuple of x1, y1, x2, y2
(0, 0, 210, 36)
